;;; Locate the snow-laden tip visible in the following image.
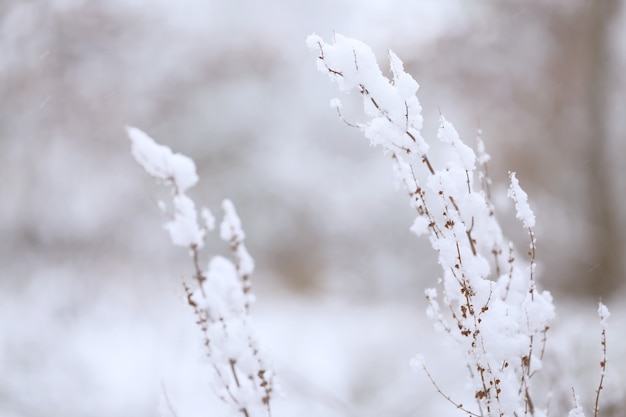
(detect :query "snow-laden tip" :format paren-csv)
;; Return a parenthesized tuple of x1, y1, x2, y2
(409, 354, 425, 371)
(388, 50, 419, 100)
(308, 33, 428, 157)
(437, 115, 476, 171)
(329, 98, 342, 109)
(568, 394, 585, 417)
(598, 302, 610, 327)
(507, 172, 535, 228)
(126, 126, 198, 192)
(220, 199, 254, 276)
(306, 34, 323, 50)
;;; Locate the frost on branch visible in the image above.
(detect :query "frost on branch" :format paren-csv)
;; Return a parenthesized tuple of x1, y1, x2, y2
(308, 34, 555, 417)
(127, 126, 274, 417)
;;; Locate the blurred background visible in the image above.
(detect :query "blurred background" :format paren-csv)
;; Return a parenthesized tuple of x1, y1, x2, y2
(1, 0, 625, 416)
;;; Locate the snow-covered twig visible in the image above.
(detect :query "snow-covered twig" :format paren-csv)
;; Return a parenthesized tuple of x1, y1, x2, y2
(594, 302, 610, 417)
(308, 33, 555, 417)
(411, 355, 481, 417)
(569, 390, 584, 417)
(127, 126, 274, 417)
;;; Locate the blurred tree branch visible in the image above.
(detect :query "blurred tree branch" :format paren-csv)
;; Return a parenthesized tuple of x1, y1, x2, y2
(584, 0, 623, 297)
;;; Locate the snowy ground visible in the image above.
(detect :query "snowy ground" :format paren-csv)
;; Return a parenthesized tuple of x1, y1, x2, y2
(1, 266, 624, 417)
(0, 263, 443, 417)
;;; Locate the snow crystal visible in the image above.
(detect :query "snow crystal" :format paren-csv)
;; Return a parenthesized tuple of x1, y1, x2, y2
(507, 172, 535, 228)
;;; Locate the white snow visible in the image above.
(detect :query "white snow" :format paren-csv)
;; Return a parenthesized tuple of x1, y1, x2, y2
(329, 98, 342, 109)
(437, 115, 476, 171)
(195, 256, 244, 318)
(307, 33, 428, 157)
(127, 126, 198, 193)
(202, 207, 216, 231)
(220, 199, 254, 276)
(568, 394, 585, 417)
(127, 126, 205, 248)
(164, 194, 205, 248)
(220, 199, 246, 243)
(507, 172, 536, 228)
(410, 215, 430, 236)
(598, 302, 610, 327)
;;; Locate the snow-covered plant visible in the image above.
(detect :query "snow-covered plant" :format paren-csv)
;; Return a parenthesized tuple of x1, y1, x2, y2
(307, 33, 608, 417)
(593, 303, 610, 417)
(126, 127, 274, 417)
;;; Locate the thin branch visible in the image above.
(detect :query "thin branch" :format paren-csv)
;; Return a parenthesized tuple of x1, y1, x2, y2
(420, 362, 481, 417)
(161, 381, 180, 417)
(594, 306, 608, 417)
